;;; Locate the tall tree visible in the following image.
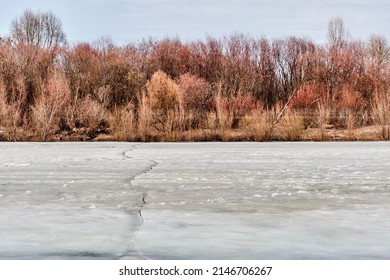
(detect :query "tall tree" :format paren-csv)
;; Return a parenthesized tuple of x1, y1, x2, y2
(369, 35, 390, 66)
(10, 10, 66, 48)
(327, 17, 348, 51)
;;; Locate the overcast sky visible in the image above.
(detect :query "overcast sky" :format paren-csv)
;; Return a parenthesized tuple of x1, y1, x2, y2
(1, 0, 389, 45)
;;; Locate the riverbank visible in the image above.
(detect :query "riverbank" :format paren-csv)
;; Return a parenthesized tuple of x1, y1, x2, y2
(1, 124, 387, 142)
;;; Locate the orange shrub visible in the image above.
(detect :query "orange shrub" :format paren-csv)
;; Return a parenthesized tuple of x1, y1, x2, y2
(146, 70, 179, 112)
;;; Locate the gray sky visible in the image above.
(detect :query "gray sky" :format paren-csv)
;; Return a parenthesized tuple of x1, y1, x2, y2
(1, 0, 389, 45)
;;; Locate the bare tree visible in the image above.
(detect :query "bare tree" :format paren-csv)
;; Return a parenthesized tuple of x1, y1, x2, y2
(11, 10, 66, 48)
(369, 35, 390, 65)
(327, 17, 348, 50)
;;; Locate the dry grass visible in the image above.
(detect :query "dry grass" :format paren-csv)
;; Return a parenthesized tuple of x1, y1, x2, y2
(137, 92, 153, 141)
(275, 110, 305, 141)
(215, 93, 233, 131)
(239, 109, 272, 141)
(344, 111, 357, 140)
(314, 102, 331, 141)
(161, 110, 182, 141)
(371, 92, 390, 140)
(108, 104, 136, 141)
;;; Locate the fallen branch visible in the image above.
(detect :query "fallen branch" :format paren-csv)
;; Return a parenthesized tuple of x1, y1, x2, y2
(266, 90, 298, 140)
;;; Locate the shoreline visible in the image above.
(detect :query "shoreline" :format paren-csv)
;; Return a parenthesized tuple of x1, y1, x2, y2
(1, 124, 387, 142)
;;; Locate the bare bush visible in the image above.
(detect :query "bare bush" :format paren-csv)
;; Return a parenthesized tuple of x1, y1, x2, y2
(0, 76, 26, 140)
(63, 43, 102, 101)
(31, 71, 70, 141)
(177, 73, 210, 128)
(99, 47, 146, 107)
(75, 97, 107, 136)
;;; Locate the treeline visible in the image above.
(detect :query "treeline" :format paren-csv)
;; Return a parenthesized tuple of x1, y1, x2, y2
(1, 12, 390, 141)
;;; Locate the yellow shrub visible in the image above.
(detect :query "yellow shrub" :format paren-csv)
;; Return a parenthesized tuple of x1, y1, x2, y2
(146, 70, 179, 112)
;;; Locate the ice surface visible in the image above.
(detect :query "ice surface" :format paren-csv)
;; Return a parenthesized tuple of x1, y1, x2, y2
(0, 143, 149, 259)
(1, 142, 390, 259)
(124, 142, 390, 259)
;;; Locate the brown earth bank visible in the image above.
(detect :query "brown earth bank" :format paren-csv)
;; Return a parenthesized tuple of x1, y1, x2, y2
(1, 125, 388, 142)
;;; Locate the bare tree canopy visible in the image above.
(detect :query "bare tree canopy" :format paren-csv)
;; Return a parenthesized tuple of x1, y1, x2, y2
(10, 10, 66, 48)
(369, 35, 390, 64)
(327, 17, 349, 49)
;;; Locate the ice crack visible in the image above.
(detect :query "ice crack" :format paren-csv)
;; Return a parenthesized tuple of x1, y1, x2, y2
(121, 144, 158, 210)
(120, 144, 158, 259)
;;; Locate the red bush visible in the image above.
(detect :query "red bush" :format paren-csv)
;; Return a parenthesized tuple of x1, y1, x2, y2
(336, 85, 365, 111)
(291, 83, 328, 109)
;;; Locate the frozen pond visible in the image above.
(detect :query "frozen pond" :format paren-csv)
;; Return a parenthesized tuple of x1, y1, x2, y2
(1, 142, 390, 259)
